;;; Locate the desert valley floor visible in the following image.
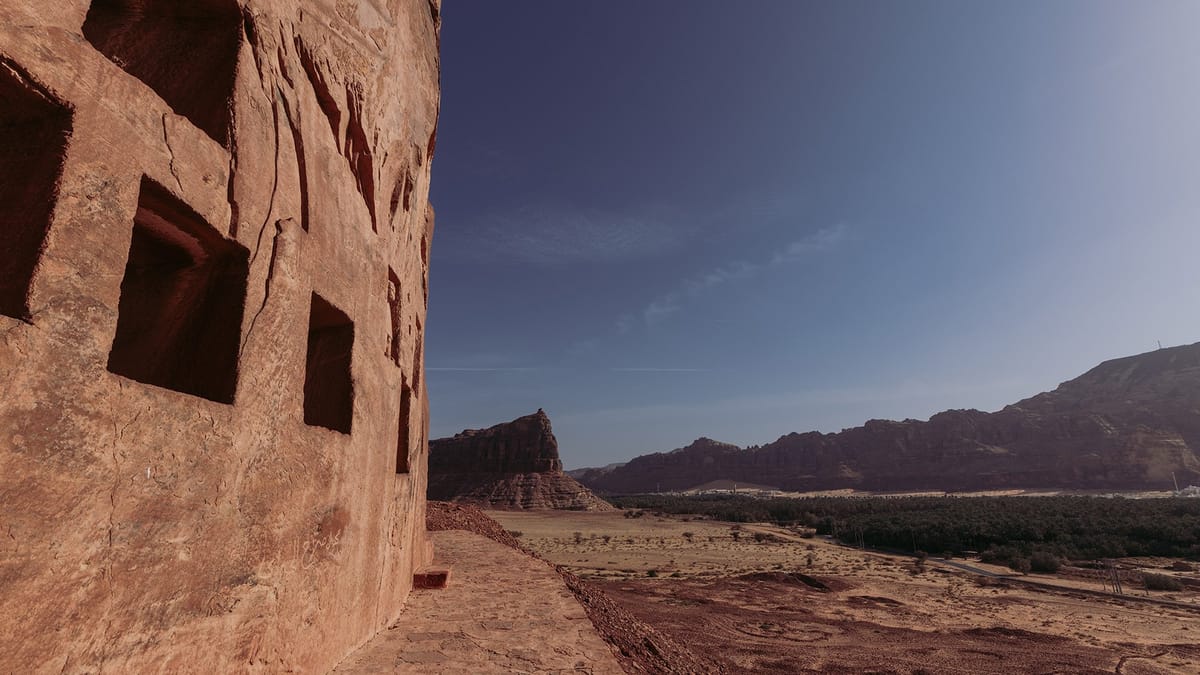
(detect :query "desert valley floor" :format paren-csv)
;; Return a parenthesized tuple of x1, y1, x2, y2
(489, 510, 1200, 674)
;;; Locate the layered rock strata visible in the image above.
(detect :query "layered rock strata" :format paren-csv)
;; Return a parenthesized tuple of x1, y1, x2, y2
(0, 1, 440, 671)
(429, 410, 615, 510)
(576, 343, 1200, 494)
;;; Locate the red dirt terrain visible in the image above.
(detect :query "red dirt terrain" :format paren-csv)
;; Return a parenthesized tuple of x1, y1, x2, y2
(597, 575, 1129, 674)
(427, 502, 721, 673)
(490, 510, 1200, 675)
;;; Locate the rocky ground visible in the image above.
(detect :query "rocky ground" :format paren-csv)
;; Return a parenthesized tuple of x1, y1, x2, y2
(490, 509, 1200, 674)
(427, 502, 720, 673)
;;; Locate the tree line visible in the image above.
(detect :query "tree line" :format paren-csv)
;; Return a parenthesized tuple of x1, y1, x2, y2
(609, 494, 1200, 561)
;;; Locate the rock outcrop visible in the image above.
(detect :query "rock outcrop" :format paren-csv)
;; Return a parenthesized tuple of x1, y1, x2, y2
(0, 1, 440, 672)
(430, 410, 615, 510)
(576, 343, 1200, 494)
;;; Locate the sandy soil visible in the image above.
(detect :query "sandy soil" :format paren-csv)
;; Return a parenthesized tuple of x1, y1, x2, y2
(489, 510, 1200, 674)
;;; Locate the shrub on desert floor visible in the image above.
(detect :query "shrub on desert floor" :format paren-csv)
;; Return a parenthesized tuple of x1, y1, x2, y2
(507, 530, 523, 539)
(1143, 573, 1183, 591)
(1029, 551, 1062, 573)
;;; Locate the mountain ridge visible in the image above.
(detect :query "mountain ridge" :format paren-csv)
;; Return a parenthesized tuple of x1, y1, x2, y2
(573, 342, 1200, 493)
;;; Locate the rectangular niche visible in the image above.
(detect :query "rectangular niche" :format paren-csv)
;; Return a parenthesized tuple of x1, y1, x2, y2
(0, 62, 73, 322)
(304, 293, 354, 434)
(396, 380, 411, 474)
(107, 178, 249, 403)
(82, 0, 241, 147)
(386, 267, 402, 366)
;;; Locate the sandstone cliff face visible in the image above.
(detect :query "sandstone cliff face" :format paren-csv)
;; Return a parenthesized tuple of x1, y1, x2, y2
(0, 1, 439, 672)
(577, 343, 1200, 494)
(429, 410, 615, 510)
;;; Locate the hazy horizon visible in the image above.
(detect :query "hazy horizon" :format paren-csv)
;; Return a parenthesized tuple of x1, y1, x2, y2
(428, 1, 1200, 469)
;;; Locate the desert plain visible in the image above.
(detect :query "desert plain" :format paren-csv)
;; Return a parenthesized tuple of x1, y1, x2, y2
(489, 509, 1200, 674)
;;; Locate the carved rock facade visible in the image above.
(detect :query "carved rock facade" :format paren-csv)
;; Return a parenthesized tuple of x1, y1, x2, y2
(0, 0, 440, 671)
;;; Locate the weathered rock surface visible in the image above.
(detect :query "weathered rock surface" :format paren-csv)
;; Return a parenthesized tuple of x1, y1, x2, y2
(576, 343, 1200, 494)
(0, 1, 439, 671)
(429, 410, 615, 510)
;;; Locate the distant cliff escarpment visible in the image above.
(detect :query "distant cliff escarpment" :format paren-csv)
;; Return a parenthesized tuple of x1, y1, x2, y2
(429, 410, 615, 510)
(574, 343, 1200, 494)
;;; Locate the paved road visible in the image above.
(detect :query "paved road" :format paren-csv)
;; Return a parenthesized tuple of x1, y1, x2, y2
(931, 557, 1010, 578)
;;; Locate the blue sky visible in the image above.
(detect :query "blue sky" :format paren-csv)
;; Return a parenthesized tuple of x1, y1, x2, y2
(426, 1, 1200, 469)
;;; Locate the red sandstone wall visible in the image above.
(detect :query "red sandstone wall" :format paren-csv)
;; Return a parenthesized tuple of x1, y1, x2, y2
(0, 1, 440, 671)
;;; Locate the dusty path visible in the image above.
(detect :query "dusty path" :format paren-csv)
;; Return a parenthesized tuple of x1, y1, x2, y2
(333, 531, 622, 674)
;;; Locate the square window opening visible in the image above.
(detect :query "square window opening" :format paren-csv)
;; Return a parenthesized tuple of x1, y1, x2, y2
(0, 62, 73, 322)
(82, 0, 241, 147)
(304, 293, 354, 434)
(107, 178, 249, 403)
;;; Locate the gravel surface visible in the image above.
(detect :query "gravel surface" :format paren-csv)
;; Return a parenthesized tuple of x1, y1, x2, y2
(427, 502, 721, 674)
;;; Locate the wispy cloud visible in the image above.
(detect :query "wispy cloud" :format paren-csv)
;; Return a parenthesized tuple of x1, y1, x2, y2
(609, 367, 709, 373)
(426, 367, 542, 372)
(770, 224, 848, 263)
(442, 204, 691, 266)
(629, 224, 850, 327)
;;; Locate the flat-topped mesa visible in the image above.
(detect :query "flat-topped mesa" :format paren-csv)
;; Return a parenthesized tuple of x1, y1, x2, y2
(430, 409, 562, 474)
(429, 410, 614, 511)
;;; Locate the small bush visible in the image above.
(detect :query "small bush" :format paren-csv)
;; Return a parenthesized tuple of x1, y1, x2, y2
(647, 569, 658, 578)
(1029, 552, 1061, 573)
(1144, 573, 1184, 591)
(1008, 557, 1032, 574)
(506, 530, 523, 539)
(573, 531, 583, 544)
(682, 531, 694, 542)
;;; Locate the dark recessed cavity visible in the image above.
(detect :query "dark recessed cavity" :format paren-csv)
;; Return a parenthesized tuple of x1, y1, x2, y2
(304, 293, 354, 434)
(396, 381, 411, 474)
(0, 62, 72, 322)
(82, 0, 241, 146)
(107, 178, 249, 403)
(387, 267, 402, 366)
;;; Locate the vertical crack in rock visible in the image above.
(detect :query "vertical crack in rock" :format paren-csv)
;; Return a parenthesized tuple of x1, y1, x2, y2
(344, 82, 377, 232)
(239, 220, 283, 361)
(227, 129, 241, 238)
(239, 93, 284, 359)
(160, 114, 184, 192)
(100, 405, 142, 671)
(248, 94, 283, 272)
(295, 37, 341, 146)
(294, 36, 375, 233)
(276, 91, 308, 231)
(241, 8, 265, 86)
